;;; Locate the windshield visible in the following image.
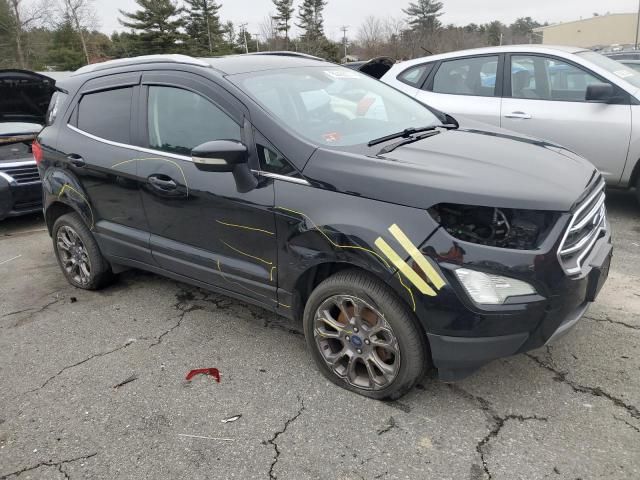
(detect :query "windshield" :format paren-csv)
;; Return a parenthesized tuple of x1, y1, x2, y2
(232, 66, 442, 147)
(577, 50, 640, 89)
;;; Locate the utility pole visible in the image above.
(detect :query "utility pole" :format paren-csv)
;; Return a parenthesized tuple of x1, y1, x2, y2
(254, 33, 260, 52)
(239, 23, 249, 54)
(636, 0, 640, 50)
(341, 26, 349, 60)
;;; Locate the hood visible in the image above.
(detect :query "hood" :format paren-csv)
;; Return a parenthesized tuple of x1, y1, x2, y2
(0, 70, 56, 130)
(303, 127, 597, 212)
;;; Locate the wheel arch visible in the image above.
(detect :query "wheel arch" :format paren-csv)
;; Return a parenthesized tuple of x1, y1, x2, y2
(630, 157, 640, 190)
(42, 168, 95, 234)
(45, 201, 76, 234)
(291, 261, 428, 347)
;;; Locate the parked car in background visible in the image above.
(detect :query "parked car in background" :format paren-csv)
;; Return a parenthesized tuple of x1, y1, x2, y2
(381, 46, 640, 204)
(605, 51, 640, 62)
(0, 70, 58, 220)
(37, 54, 611, 400)
(616, 59, 640, 73)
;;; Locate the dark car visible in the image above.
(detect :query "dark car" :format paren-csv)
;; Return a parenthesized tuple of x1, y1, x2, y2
(36, 54, 612, 399)
(0, 70, 59, 220)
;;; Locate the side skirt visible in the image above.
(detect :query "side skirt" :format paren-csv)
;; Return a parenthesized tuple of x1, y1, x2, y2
(106, 254, 296, 319)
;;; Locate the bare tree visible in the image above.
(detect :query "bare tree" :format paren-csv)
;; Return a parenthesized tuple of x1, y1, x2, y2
(58, 0, 98, 65)
(9, 0, 50, 68)
(259, 14, 277, 50)
(383, 17, 406, 58)
(357, 16, 385, 58)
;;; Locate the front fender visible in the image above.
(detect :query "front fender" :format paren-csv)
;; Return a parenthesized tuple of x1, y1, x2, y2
(42, 168, 95, 230)
(275, 181, 445, 317)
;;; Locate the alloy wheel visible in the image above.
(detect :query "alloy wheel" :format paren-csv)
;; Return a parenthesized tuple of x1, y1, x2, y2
(56, 225, 92, 286)
(313, 294, 401, 390)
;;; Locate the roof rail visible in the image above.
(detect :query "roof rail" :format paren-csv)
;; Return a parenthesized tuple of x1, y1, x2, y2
(72, 54, 211, 76)
(243, 51, 325, 62)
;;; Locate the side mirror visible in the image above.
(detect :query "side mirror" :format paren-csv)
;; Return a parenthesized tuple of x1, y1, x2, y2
(191, 140, 257, 193)
(192, 140, 248, 172)
(585, 83, 615, 103)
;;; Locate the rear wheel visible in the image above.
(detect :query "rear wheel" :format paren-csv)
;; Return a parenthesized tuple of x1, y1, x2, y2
(52, 212, 113, 290)
(303, 269, 428, 400)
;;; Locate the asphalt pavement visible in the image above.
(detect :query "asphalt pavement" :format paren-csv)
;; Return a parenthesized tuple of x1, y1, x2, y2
(0, 189, 639, 480)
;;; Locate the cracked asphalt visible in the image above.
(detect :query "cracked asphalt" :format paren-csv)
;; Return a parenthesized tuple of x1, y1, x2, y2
(1, 189, 639, 480)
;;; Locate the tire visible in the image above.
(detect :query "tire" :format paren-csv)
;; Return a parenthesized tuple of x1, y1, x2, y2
(52, 212, 113, 290)
(636, 176, 640, 206)
(303, 269, 428, 400)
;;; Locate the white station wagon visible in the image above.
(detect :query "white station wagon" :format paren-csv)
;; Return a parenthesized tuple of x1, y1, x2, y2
(380, 45, 640, 203)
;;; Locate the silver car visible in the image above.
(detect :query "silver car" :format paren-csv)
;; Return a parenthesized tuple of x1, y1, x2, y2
(381, 45, 640, 203)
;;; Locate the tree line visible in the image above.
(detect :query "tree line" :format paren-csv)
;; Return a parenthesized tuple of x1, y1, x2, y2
(0, 0, 546, 71)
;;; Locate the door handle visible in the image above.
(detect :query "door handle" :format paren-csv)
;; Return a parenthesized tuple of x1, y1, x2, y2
(148, 175, 177, 191)
(67, 154, 85, 167)
(504, 111, 532, 119)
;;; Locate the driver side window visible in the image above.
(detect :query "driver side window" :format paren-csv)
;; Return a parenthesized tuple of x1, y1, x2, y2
(510, 55, 605, 102)
(147, 86, 241, 156)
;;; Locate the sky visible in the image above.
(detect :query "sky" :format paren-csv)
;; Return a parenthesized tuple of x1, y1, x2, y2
(97, 0, 639, 40)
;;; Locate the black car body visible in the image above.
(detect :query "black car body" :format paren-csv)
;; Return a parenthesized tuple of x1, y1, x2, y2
(36, 54, 612, 399)
(0, 70, 58, 220)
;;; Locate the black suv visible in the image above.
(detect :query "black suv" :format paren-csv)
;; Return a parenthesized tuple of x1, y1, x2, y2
(37, 54, 612, 399)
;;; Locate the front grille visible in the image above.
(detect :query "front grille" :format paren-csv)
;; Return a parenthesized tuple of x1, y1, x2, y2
(558, 180, 607, 276)
(0, 161, 40, 185)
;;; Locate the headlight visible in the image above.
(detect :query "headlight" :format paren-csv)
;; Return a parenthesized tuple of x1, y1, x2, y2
(428, 203, 559, 250)
(454, 268, 536, 304)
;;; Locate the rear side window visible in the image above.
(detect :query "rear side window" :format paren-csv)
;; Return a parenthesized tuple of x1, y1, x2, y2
(147, 86, 241, 156)
(432, 56, 499, 97)
(398, 64, 432, 87)
(77, 87, 132, 144)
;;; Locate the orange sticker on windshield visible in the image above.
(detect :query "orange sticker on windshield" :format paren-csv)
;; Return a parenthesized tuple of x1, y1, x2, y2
(323, 132, 341, 143)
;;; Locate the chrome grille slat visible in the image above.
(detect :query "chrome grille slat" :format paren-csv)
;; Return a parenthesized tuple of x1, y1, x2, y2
(557, 180, 607, 276)
(0, 162, 40, 185)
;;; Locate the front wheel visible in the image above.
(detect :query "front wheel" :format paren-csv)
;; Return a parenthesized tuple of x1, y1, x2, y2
(303, 269, 428, 400)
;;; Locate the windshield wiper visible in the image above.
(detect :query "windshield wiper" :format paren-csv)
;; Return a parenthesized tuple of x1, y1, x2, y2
(376, 130, 442, 155)
(367, 123, 458, 147)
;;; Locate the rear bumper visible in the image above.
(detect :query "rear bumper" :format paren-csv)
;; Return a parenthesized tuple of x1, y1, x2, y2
(427, 230, 612, 382)
(0, 176, 42, 220)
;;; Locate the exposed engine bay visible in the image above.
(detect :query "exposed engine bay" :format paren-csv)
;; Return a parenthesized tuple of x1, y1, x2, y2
(429, 204, 558, 250)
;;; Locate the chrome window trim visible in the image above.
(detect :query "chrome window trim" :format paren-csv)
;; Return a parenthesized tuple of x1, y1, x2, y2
(252, 170, 310, 186)
(67, 124, 192, 162)
(67, 124, 311, 186)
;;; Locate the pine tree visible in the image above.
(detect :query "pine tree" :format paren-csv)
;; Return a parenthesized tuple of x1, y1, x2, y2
(272, 0, 293, 49)
(46, 17, 86, 70)
(183, 0, 223, 56)
(296, 0, 326, 44)
(119, 0, 186, 55)
(403, 0, 443, 35)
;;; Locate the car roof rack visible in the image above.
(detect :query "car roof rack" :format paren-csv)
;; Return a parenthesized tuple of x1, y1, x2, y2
(72, 54, 211, 76)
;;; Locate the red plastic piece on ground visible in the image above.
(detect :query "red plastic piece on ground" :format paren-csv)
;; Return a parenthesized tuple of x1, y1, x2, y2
(185, 368, 221, 382)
